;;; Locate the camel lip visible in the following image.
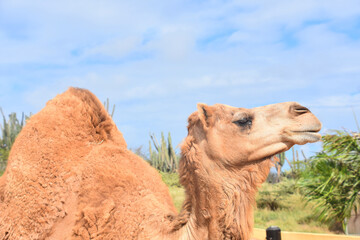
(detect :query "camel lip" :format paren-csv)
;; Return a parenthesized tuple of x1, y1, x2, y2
(290, 131, 322, 142)
(291, 129, 321, 133)
(291, 131, 321, 137)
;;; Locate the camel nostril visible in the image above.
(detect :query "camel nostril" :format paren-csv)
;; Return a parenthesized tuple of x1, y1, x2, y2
(292, 105, 310, 115)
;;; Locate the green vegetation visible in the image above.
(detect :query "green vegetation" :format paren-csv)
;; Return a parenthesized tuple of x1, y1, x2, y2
(149, 132, 179, 173)
(161, 172, 333, 233)
(256, 178, 296, 211)
(254, 181, 332, 233)
(160, 171, 181, 188)
(160, 172, 184, 210)
(298, 131, 360, 231)
(0, 108, 30, 173)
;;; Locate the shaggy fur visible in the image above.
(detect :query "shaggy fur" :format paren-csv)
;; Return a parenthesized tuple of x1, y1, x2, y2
(0, 88, 321, 240)
(0, 88, 175, 239)
(173, 113, 272, 240)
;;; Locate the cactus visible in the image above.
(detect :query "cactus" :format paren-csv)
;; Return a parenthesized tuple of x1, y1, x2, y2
(275, 152, 285, 182)
(283, 147, 307, 179)
(0, 108, 31, 172)
(275, 148, 308, 181)
(149, 132, 179, 172)
(103, 98, 115, 118)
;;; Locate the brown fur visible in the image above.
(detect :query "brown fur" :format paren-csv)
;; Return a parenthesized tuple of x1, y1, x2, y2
(173, 113, 272, 240)
(0, 88, 321, 239)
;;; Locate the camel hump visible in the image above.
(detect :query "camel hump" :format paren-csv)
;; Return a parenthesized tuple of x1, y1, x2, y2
(8, 87, 126, 166)
(67, 87, 114, 142)
(45, 87, 126, 146)
(0, 88, 128, 239)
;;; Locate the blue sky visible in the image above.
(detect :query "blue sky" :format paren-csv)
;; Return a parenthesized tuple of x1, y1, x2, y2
(1, 0, 360, 166)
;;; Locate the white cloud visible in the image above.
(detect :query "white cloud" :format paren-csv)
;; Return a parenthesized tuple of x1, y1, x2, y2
(310, 94, 360, 108)
(155, 27, 196, 60)
(182, 71, 279, 89)
(1, 0, 360, 149)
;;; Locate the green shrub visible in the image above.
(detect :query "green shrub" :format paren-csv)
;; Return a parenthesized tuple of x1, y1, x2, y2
(298, 131, 360, 231)
(160, 172, 182, 188)
(256, 179, 297, 210)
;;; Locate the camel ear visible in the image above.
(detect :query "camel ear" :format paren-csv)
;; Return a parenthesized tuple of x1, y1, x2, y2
(197, 103, 214, 128)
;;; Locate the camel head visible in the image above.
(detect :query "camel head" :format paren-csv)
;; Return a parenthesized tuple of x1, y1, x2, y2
(192, 102, 321, 166)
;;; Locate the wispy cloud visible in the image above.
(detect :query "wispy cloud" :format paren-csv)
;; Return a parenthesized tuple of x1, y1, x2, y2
(310, 93, 360, 108)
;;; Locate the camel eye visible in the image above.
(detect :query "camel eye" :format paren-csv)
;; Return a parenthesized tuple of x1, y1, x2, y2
(233, 118, 252, 127)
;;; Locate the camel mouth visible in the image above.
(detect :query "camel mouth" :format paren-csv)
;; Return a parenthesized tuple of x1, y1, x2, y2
(290, 130, 322, 143)
(292, 130, 319, 133)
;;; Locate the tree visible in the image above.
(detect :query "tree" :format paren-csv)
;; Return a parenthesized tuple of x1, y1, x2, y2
(298, 131, 360, 231)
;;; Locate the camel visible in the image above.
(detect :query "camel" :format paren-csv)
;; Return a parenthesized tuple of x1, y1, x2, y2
(0, 87, 321, 240)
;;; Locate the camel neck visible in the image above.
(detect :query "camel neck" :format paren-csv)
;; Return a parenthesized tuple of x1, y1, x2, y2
(174, 136, 271, 240)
